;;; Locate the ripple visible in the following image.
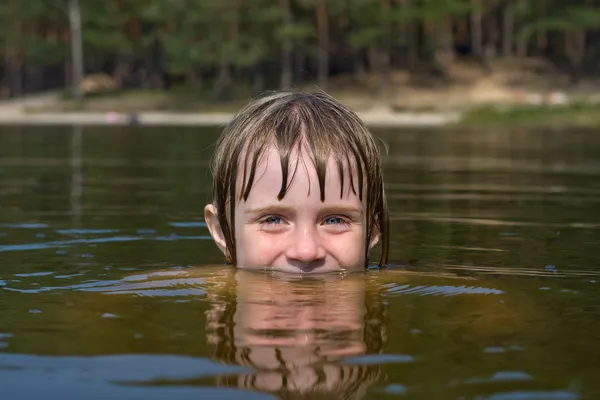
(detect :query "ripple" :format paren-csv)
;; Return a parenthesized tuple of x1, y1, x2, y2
(385, 284, 503, 296)
(341, 354, 415, 365)
(0, 353, 248, 380)
(79, 277, 207, 297)
(14, 272, 54, 278)
(56, 229, 120, 235)
(0, 236, 142, 252)
(465, 371, 534, 384)
(445, 265, 600, 278)
(0, 223, 48, 229)
(390, 213, 600, 229)
(168, 222, 207, 228)
(423, 244, 507, 253)
(382, 384, 408, 394)
(0, 234, 212, 253)
(2, 271, 208, 297)
(486, 390, 579, 400)
(0, 353, 266, 400)
(385, 183, 600, 196)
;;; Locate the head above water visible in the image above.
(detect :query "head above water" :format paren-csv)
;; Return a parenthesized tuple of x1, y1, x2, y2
(204, 90, 389, 272)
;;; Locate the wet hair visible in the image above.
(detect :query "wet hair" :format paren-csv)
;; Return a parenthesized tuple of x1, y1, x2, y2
(209, 90, 389, 267)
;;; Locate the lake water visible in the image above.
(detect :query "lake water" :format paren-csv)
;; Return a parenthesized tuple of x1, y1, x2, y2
(1, 125, 599, 399)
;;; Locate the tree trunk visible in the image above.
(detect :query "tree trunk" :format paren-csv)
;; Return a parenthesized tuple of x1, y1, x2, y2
(471, 0, 483, 57)
(213, 61, 232, 101)
(228, 0, 241, 91)
(6, 59, 23, 98)
(482, 4, 499, 72)
(5, 0, 23, 98)
(293, 45, 305, 84)
(379, 0, 391, 102)
(535, 0, 547, 56)
(517, 34, 528, 57)
(393, 0, 412, 68)
(368, 46, 378, 74)
(0, 67, 9, 99)
(113, 57, 131, 87)
(353, 48, 366, 82)
(148, 37, 168, 90)
(537, 31, 548, 55)
(314, 0, 329, 90)
(252, 64, 265, 93)
(25, 65, 42, 93)
(187, 69, 202, 87)
(565, 29, 586, 83)
(434, 16, 455, 72)
(68, 0, 84, 100)
(408, 20, 419, 70)
(502, 1, 514, 56)
(279, 0, 293, 89)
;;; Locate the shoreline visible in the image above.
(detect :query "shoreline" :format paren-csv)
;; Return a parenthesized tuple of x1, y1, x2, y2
(0, 110, 463, 127)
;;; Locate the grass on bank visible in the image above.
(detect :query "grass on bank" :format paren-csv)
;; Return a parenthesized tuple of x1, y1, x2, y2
(461, 102, 600, 127)
(43, 86, 256, 114)
(24, 84, 600, 128)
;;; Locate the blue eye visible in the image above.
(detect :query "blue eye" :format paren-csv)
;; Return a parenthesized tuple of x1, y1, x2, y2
(324, 217, 344, 225)
(263, 216, 283, 224)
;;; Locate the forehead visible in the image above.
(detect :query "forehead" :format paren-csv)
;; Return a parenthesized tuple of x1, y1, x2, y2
(237, 143, 362, 204)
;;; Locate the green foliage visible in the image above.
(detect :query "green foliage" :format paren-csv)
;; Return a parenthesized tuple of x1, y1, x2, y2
(24, 36, 68, 65)
(1, 0, 600, 91)
(517, 0, 600, 42)
(397, 0, 473, 22)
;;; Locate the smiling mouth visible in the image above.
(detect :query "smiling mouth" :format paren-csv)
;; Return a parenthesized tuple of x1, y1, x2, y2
(237, 262, 348, 274)
(267, 264, 347, 275)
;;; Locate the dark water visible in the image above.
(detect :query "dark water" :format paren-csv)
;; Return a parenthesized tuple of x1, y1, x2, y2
(1, 125, 599, 399)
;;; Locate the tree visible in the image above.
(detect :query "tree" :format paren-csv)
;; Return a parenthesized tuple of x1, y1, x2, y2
(279, 0, 294, 88)
(314, 0, 329, 90)
(68, 0, 83, 99)
(2, 0, 600, 101)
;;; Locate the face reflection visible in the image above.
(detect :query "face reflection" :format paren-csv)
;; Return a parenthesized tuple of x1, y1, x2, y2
(205, 270, 385, 396)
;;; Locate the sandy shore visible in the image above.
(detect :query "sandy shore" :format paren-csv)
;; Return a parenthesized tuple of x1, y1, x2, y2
(0, 92, 464, 127)
(0, 110, 461, 127)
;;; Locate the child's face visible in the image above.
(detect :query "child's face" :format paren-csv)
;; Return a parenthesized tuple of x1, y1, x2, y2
(206, 144, 378, 273)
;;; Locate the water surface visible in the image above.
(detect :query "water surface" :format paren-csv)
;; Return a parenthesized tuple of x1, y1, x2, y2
(1, 125, 599, 399)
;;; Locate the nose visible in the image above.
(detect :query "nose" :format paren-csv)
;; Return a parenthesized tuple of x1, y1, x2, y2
(285, 226, 326, 268)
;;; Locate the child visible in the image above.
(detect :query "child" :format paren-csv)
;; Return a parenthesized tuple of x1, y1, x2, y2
(204, 90, 389, 273)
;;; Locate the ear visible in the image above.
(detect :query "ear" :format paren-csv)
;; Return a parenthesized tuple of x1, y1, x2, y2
(368, 222, 380, 253)
(204, 204, 227, 256)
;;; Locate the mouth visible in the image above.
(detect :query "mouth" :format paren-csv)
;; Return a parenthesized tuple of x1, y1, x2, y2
(239, 264, 346, 275)
(265, 265, 346, 276)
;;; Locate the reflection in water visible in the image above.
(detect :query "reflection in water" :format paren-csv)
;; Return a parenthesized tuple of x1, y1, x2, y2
(70, 125, 83, 224)
(204, 270, 387, 398)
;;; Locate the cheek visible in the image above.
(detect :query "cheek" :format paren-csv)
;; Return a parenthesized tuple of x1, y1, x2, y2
(327, 232, 367, 264)
(236, 229, 282, 266)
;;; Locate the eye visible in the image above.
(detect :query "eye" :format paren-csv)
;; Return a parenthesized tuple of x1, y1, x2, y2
(324, 216, 344, 225)
(258, 215, 287, 232)
(321, 215, 353, 232)
(261, 215, 284, 225)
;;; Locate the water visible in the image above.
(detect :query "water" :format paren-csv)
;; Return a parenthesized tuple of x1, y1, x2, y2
(1, 125, 599, 399)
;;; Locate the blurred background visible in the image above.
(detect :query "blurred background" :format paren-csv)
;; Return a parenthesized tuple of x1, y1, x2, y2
(1, 0, 600, 119)
(2, 2, 600, 399)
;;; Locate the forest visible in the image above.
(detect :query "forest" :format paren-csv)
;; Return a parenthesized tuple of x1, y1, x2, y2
(0, 0, 599, 101)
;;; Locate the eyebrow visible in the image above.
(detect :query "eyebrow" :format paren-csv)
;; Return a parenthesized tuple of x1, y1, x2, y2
(244, 205, 363, 215)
